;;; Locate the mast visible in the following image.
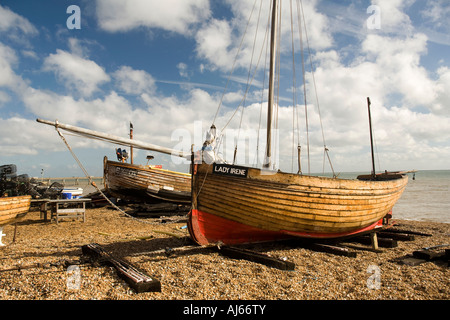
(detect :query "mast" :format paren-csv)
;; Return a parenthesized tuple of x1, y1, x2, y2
(264, 0, 279, 168)
(367, 97, 376, 180)
(36, 118, 189, 159)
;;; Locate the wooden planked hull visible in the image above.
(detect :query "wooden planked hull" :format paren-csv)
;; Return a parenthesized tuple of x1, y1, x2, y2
(0, 195, 31, 227)
(188, 163, 408, 245)
(103, 157, 191, 204)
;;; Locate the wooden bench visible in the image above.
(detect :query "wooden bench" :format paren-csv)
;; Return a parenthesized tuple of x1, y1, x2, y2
(34, 199, 91, 223)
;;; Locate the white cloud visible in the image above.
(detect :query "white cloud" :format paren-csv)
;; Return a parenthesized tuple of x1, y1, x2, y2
(420, 0, 450, 31)
(43, 49, 110, 97)
(22, 88, 134, 134)
(372, 0, 414, 34)
(177, 63, 189, 78)
(195, 19, 234, 71)
(196, 0, 332, 73)
(0, 5, 37, 36)
(0, 91, 10, 106)
(96, 0, 210, 34)
(0, 117, 57, 155)
(0, 43, 19, 88)
(431, 66, 450, 115)
(113, 66, 156, 95)
(361, 33, 436, 107)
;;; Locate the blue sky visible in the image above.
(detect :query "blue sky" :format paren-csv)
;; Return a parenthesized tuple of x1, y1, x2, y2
(0, 0, 449, 179)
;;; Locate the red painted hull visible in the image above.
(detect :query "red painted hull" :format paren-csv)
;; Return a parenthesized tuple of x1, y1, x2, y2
(188, 209, 384, 245)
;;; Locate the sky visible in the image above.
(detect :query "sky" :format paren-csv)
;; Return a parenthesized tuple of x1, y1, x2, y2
(0, 0, 449, 179)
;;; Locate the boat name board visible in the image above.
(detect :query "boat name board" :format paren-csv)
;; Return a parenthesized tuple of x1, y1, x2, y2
(115, 166, 137, 178)
(212, 163, 248, 178)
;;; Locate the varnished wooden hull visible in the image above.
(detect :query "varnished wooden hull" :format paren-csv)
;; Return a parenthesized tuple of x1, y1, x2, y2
(188, 163, 408, 245)
(103, 157, 191, 204)
(0, 195, 31, 227)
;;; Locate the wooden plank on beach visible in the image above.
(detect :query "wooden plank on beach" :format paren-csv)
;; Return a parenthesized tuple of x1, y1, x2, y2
(307, 243, 358, 258)
(280, 239, 359, 257)
(376, 231, 415, 241)
(413, 249, 446, 261)
(82, 243, 161, 293)
(386, 228, 432, 237)
(215, 246, 295, 270)
(349, 235, 398, 248)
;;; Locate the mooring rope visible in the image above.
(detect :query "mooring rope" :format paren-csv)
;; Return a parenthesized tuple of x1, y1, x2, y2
(53, 123, 163, 226)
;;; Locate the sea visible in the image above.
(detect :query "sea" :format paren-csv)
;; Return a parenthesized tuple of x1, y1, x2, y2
(332, 170, 450, 224)
(391, 170, 450, 224)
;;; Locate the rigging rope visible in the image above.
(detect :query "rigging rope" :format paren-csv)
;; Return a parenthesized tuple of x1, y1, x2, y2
(295, 0, 310, 174)
(234, 0, 265, 164)
(254, 15, 271, 167)
(289, 0, 302, 174)
(297, 0, 335, 177)
(212, 0, 337, 176)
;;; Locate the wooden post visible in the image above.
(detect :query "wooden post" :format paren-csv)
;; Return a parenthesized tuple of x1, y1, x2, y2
(12, 223, 18, 243)
(367, 97, 376, 180)
(370, 232, 379, 250)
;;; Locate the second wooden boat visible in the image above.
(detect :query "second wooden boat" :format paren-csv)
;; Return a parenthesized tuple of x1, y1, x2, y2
(104, 157, 191, 204)
(36, 119, 192, 204)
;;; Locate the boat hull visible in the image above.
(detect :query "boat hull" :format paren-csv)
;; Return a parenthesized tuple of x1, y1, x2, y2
(103, 157, 191, 204)
(0, 195, 31, 227)
(188, 163, 408, 245)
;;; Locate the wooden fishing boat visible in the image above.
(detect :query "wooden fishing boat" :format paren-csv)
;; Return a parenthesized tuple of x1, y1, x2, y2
(189, 164, 407, 245)
(0, 195, 31, 227)
(187, 0, 409, 245)
(104, 157, 191, 204)
(0, 195, 31, 245)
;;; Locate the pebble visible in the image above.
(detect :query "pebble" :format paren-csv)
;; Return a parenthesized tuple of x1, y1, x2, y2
(0, 207, 448, 300)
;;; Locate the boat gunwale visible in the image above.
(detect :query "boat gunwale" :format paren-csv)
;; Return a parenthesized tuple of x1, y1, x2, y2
(195, 162, 408, 191)
(106, 160, 191, 178)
